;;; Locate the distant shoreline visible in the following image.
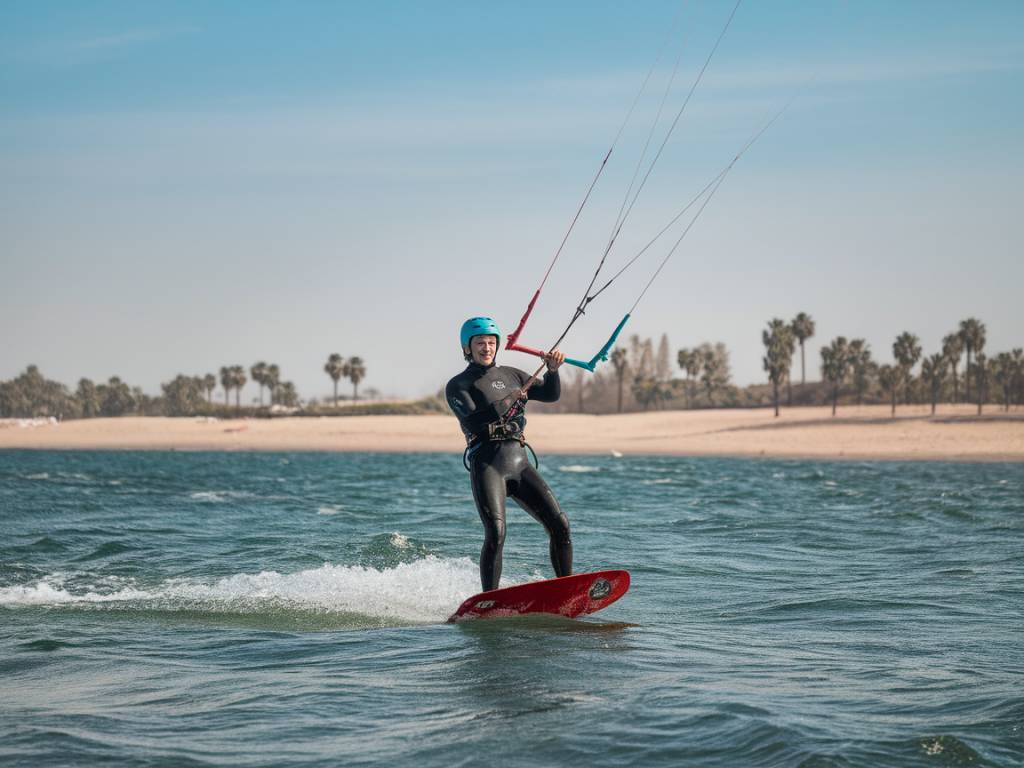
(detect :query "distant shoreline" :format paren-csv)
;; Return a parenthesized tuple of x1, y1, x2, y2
(2, 405, 1022, 462)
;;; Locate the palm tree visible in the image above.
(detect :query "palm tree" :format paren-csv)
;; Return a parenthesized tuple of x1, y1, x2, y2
(791, 312, 815, 387)
(132, 386, 146, 415)
(820, 336, 850, 417)
(698, 343, 730, 406)
(99, 376, 136, 417)
(277, 381, 299, 408)
(920, 353, 947, 415)
(251, 362, 268, 406)
(611, 347, 628, 413)
(230, 365, 247, 410)
(878, 364, 899, 417)
(677, 347, 701, 407)
(76, 378, 100, 418)
(265, 364, 280, 405)
(941, 333, 963, 403)
(993, 352, 1015, 412)
(202, 374, 216, 403)
(958, 318, 986, 403)
(762, 319, 793, 418)
(974, 353, 991, 415)
(684, 350, 701, 386)
(219, 366, 232, 406)
(847, 339, 873, 406)
(631, 377, 668, 411)
(892, 332, 922, 405)
(346, 357, 366, 402)
(1012, 348, 1024, 410)
(324, 353, 345, 407)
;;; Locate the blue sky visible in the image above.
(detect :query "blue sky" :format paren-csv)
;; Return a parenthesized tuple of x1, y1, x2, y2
(2, 1, 1022, 400)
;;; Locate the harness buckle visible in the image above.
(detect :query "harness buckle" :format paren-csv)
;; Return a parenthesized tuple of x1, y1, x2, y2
(487, 420, 522, 441)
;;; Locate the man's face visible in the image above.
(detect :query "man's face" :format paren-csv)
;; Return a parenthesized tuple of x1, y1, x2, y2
(469, 335, 498, 366)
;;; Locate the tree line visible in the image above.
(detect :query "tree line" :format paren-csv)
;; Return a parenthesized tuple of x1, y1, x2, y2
(4, 318, 1020, 420)
(542, 334, 738, 415)
(538, 314, 1020, 416)
(0, 353, 369, 419)
(762, 314, 1022, 417)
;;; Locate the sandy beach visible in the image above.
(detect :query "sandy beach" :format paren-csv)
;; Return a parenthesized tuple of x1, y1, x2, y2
(2, 405, 1022, 461)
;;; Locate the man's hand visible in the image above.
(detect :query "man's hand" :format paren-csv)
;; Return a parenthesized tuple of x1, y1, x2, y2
(544, 349, 566, 372)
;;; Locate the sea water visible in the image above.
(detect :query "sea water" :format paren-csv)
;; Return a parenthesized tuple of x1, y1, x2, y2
(1, 450, 1021, 766)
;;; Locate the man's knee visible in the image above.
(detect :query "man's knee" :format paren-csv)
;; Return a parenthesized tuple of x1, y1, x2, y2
(551, 516, 571, 546)
(483, 517, 506, 548)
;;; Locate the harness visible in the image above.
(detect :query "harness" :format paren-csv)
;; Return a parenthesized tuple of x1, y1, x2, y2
(462, 401, 539, 471)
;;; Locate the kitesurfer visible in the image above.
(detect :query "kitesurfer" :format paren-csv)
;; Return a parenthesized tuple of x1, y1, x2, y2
(446, 317, 572, 592)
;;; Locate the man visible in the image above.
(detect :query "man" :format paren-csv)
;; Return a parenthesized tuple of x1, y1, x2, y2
(446, 316, 572, 592)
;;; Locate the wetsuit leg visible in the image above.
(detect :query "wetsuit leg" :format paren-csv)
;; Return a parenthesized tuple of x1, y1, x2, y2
(470, 460, 507, 591)
(510, 464, 573, 578)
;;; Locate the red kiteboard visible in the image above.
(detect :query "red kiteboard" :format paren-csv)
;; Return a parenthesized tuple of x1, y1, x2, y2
(447, 570, 630, 622)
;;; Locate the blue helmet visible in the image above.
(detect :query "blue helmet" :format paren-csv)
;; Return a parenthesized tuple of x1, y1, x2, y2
(460, 317, 502, 350)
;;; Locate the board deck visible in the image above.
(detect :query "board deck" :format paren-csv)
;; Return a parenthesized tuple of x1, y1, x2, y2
(447, 570, 630, 622)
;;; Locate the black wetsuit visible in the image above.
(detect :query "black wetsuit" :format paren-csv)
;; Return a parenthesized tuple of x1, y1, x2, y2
(446, 362, 572, 591)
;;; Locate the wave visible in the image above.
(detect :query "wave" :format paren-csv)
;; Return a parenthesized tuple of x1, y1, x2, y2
(359, 531, 434, 569)
(0, 556, 483, 625)
(188, 490, 255, 503)
(558, 465, 601, 473)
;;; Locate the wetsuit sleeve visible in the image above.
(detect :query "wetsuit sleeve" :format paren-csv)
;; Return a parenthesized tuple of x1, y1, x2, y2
(526, 370, 560, 403)
(446, 379, 518, 434)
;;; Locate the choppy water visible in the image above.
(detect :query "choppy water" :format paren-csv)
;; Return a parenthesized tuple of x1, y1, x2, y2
(1, 449, 1022, 767)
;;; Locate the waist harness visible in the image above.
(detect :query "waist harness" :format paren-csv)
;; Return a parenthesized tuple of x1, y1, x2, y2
(462, 408, 539, 471)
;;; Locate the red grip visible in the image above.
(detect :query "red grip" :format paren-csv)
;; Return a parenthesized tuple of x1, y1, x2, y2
(506, 341, 547, 359)
(506, 289, 541, 348)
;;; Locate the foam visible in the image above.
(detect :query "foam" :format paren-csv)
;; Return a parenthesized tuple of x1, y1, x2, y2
(188, 490, 254, 503)
(0, 580, 154, 605)
(558, 465, 601, 473)
(0, 556, 484, 624)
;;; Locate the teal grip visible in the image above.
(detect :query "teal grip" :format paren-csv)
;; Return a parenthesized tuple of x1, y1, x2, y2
(593, 314, 630, 363)
(563, 314, 631, 373)
(564, 357, 596, 371)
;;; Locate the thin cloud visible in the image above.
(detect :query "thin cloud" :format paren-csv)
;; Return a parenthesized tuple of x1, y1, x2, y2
(532, 46, 1022, 99)
(707, 50, 1023, 90)
(9, 25, 199, 67)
